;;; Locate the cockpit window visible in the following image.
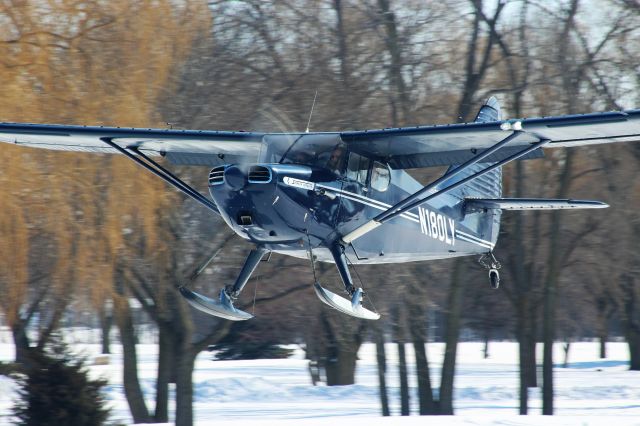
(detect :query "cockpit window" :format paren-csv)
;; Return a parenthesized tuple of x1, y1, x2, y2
(280, 134, 346, 173)
(346, 152, 370, 185)
(260, 134, 298, 163)
(371, 161, 391, 192)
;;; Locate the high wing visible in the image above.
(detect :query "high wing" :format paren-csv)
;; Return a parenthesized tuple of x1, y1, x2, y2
(0, 123, 270, 215)
(2, 108, 639, 238)
(340, 109, 640, 169)
(0, 123, 265, 166)
(1, 109, 639, 169)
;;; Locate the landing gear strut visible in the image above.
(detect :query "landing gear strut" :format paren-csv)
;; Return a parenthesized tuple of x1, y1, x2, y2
(479, 252, 502, 289)
(311, 243, 380, 320)
(179, 246, 269, 321)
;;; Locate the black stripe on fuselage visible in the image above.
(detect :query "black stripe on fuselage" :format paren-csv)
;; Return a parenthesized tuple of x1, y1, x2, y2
(315, 184, 494, 249)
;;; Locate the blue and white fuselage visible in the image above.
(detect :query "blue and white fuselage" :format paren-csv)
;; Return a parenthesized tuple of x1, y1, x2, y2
(208, 133, 500, 266)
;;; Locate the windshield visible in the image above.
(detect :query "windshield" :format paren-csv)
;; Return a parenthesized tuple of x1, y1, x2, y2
(280, 134, 346, 173)
(259, 134, 299, 164)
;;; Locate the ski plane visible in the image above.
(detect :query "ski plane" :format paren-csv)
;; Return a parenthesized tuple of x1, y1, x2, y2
(1, 98, 639, 320)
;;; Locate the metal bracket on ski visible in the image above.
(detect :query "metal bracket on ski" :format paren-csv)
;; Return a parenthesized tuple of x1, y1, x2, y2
(179, 286, 253, 321)
(313, 283, 380, 320)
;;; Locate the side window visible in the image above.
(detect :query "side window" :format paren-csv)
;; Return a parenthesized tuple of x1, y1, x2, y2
(347, 153, 370, 185)
(371, 161, 391, 192)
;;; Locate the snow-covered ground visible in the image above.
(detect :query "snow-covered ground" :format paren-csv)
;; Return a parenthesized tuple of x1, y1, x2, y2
(0, 341, 639, 425)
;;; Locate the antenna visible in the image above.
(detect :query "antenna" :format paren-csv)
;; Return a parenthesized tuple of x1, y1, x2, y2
(305, 90, 318, 133)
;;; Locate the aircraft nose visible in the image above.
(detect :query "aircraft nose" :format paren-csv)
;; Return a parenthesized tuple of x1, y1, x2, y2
(225, 165, 246, 190)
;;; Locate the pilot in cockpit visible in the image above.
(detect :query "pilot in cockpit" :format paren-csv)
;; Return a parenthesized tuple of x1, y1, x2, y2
(326, 144, 345, 175)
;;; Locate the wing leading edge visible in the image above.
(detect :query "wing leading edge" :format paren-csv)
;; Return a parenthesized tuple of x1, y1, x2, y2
(0, 122, 265, 167)
(340, 109, 640, 169)
(1, 108, 639, 169)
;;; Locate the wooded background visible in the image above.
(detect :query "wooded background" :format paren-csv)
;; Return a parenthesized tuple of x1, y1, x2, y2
(1, 1, 639, 425)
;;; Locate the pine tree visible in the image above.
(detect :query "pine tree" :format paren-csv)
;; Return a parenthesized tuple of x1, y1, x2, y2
(13, 339, 110, 426)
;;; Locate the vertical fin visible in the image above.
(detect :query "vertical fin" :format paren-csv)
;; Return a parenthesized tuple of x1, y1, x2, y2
(474, 97, 502, 123)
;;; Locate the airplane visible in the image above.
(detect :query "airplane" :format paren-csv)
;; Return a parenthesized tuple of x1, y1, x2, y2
(1, 97, 639, 321)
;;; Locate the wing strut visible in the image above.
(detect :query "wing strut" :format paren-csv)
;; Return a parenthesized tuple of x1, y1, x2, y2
(342, 131, 550, 244)
(100, 137, 220, 214)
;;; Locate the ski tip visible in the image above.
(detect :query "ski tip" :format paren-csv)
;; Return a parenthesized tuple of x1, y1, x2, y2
(313, 283, 380, 320)
(179, 286, 253, 321)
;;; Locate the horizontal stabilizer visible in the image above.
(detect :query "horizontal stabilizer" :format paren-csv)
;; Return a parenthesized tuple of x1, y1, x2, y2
(464, 198, 609, 212)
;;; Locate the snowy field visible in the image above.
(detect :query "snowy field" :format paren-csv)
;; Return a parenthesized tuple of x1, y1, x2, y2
(0, 340, 639, 425)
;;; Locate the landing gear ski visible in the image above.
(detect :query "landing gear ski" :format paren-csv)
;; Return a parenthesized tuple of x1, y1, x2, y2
(479, 252, 502, 290)
(179, 247, 269, 321)
(313, 283, 379, 320)
(311, 244, 380, 320)
(179, 286, 254, 321)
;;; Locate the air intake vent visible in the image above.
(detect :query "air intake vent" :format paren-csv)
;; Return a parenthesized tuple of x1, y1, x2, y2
(248, 165, 271, 183)
(208, 166, 225, 185)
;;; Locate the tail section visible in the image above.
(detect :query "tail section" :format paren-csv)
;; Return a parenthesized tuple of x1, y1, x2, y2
(474, 96, 502, 123)
(441, 97, 504, 200)
(439, 98, 505, 248)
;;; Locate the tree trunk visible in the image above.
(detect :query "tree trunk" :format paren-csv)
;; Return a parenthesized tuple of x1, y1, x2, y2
(621, 274, 640, 370)
(100, 310, 112, 355)
(518, 344, 528, 415)
(175, 350, 196, 426)
(543, 150, 575, 414)
(154, 325, 173, 423)
(377, 0, 410, 125)
(511, 160, 537, 415)
(397, 342, 410, 415)
(320, 312, 362, 386)
(411, 330, 436, 414)
(483, 332, 490, 359)
(116, 304, 151, 423)
(596, 298, 608, 359)
(456, 2, 505, 122)
(12, 321, 32, 366)
(408, 299, 436, 415)
(517, 320, 537, 414)
(439, 259, 465, 415)
(374, 327, 390, 416)
(542, 235, 557, 416)
(305, 328, 322, 385)
(562, 342, 571, 368)
(599, 332, 607, 359)
(525, 315, 538, 388)
(392, 306, 409, 415)
(325, 347, 359, 386)
(627, 323, 640, 371)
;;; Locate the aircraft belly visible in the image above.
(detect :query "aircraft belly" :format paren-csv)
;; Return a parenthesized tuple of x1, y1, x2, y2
(274, 245, 483, 265)
(348, 219, 491, 264)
